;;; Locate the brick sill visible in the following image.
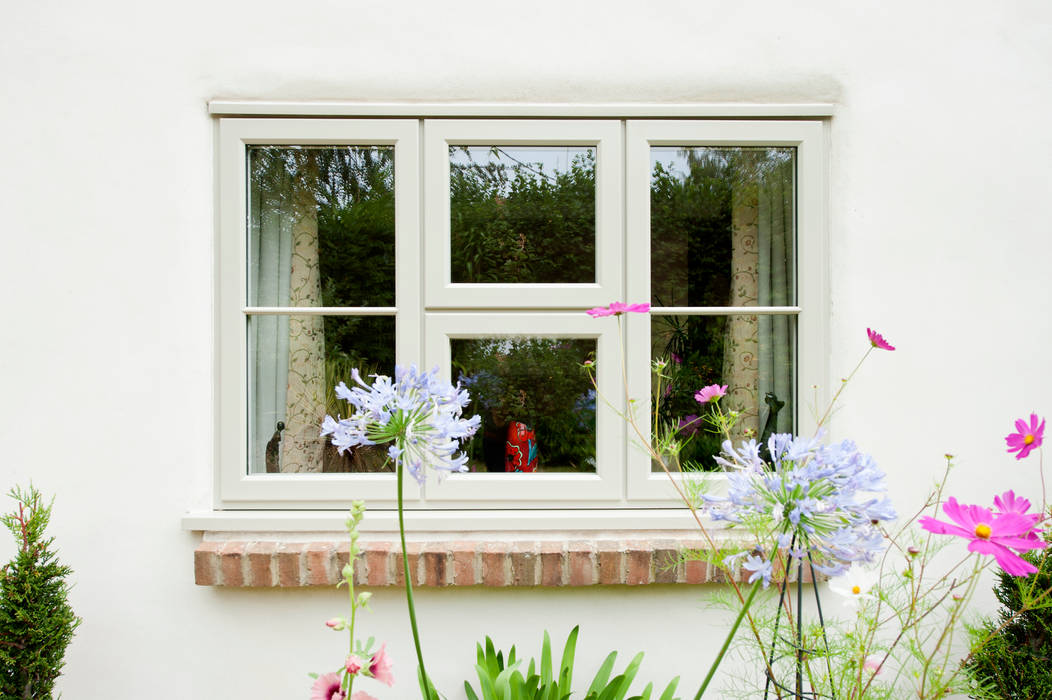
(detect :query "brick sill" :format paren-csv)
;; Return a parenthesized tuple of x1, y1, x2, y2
(194, 536, 756, 588)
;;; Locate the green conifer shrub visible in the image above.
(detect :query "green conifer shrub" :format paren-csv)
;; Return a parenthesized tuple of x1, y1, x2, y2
(0, 485, 80, 699)
(964, 548, 1052, 699)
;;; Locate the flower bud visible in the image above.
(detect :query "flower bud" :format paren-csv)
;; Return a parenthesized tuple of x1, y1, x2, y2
(345, 654, 366, 675)
(325, 617, 346, 631)
(357, 591, 372, 607)
(907, 546, 920, 556)
(342, 563, 355, 580)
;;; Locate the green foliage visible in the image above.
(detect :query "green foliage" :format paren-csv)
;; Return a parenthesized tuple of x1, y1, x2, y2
(0, 485, 80, 699)
(464, 626, 680, 700)
(450, 148, 596, 284)
(964, 548, 1052, 699)
(454, 339, 596, 471)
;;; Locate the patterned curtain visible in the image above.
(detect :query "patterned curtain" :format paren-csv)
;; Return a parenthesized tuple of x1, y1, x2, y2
(249, 151, 326, 473)
(723, 152, 794, 443)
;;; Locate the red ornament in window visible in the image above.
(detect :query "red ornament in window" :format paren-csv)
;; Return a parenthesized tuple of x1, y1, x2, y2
(505, 421, 538, 472)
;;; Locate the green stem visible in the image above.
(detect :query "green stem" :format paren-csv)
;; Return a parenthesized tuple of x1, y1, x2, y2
(694, 580, 762, 699)
(345, 555, 358, 696)
(397, 460, 433, 699)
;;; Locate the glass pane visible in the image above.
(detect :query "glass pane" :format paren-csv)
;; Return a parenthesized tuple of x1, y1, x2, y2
(247, 314, 395, 474)
(248, 146, 395, 307)
(450, 146, 596, 284)
(650, 147, 795, 308)
(650, 314, 795, 472)
(451, 337, 597, 473)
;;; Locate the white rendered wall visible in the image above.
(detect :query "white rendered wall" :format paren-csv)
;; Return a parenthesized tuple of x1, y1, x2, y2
(2, 1, 1051, 697)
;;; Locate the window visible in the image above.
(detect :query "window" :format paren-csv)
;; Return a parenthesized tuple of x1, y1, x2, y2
(215, 111, 827, 511)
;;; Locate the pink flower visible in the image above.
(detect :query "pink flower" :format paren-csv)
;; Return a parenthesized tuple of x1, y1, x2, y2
(585, 302, 651, 318)
(863, 655, 883, 675)
(351, 693, 378, 700)
(368, 643, 395, 687)
(994, 489, 1035, 515)
(1006, 413, 1045, 460)
(993, 490, 1043, 542)
(325, 617, 345, 630)
(866, 328, 895, 351)
(694, 384, 728, 404)
(345, 654, 366, 675)
(311, 672, 347, 700)
(918, 496, 1047, 576)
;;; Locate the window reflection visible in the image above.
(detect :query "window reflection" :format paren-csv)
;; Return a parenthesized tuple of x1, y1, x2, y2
(649, 312, 795, 472)
(650, 147, 794, 308)
(450, 146, 596, 284)
(452, 337, 597, 473)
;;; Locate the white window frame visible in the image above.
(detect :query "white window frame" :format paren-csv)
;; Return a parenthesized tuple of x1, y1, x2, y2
(216, 118, 423, 507)
(424, 119, 623, 309)
(624, 119, 828, 501)
(208, 105, 830, 523)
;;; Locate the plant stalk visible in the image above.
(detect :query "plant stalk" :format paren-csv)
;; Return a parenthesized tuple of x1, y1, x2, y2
(695, 579, 762, 699)
(397, 460, 433, 698)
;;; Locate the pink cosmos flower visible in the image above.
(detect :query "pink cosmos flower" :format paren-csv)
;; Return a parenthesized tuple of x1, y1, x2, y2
(994, 489, 1035, 516)
(369, 644, 395, 687)
(351, 693, 378, 700)
(1005, 413, 1045, 460)
(585, 302, 651, 318)
(918, 496, 1047, 576)
(345, 654, 366, 675)
(993, 490, 1043, 542)
(694, 384, 728, 404)
(311, 672, 347, 700)
(866, 328, 895, 351)
(863, 655, 883, 675)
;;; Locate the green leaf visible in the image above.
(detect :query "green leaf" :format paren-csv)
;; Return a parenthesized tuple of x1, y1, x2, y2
(586, 651, 618, 697)
(476, 664, 498, 700)
(657, 677, 680, 700)
(540, 629, 553, 688)
(558, 626, 580, 693)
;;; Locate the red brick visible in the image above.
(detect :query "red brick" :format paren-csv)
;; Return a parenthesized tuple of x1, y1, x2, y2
(277, 542, 306, 587)
(333, 543, 351, 584)
(305, 542, 334, 586)
(596, 541, 624, 585)
(567, 541, 595, 586)
(422, 544, 448, 587)
(451, 542, 478, 586)
(651, 539, 680, 584)
(365, 542, 394, 587)
(393, 542, 422, 586)
(683, 558, 708, 584)
(246, 541, 277, 587)
(510, 542, 538, 586)
(539, 541, 565, 586)
(625, 542, 651, 585)
(194, 541, 222, 586)
(219, 542, 245, 587)
(481, 542, 509, 587)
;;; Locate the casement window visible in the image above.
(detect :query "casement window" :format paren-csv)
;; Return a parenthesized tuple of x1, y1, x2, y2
(214, 109, 827, 513)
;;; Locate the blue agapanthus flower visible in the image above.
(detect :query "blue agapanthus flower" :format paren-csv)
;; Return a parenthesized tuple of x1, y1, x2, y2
(705, 433, 895, 578)
(321, 365, 481, 485)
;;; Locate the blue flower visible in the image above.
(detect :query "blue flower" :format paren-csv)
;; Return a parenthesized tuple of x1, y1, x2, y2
(742, 554, 774, 587)
(321, 365, 481, 485)
(705, 433, 894, 573)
